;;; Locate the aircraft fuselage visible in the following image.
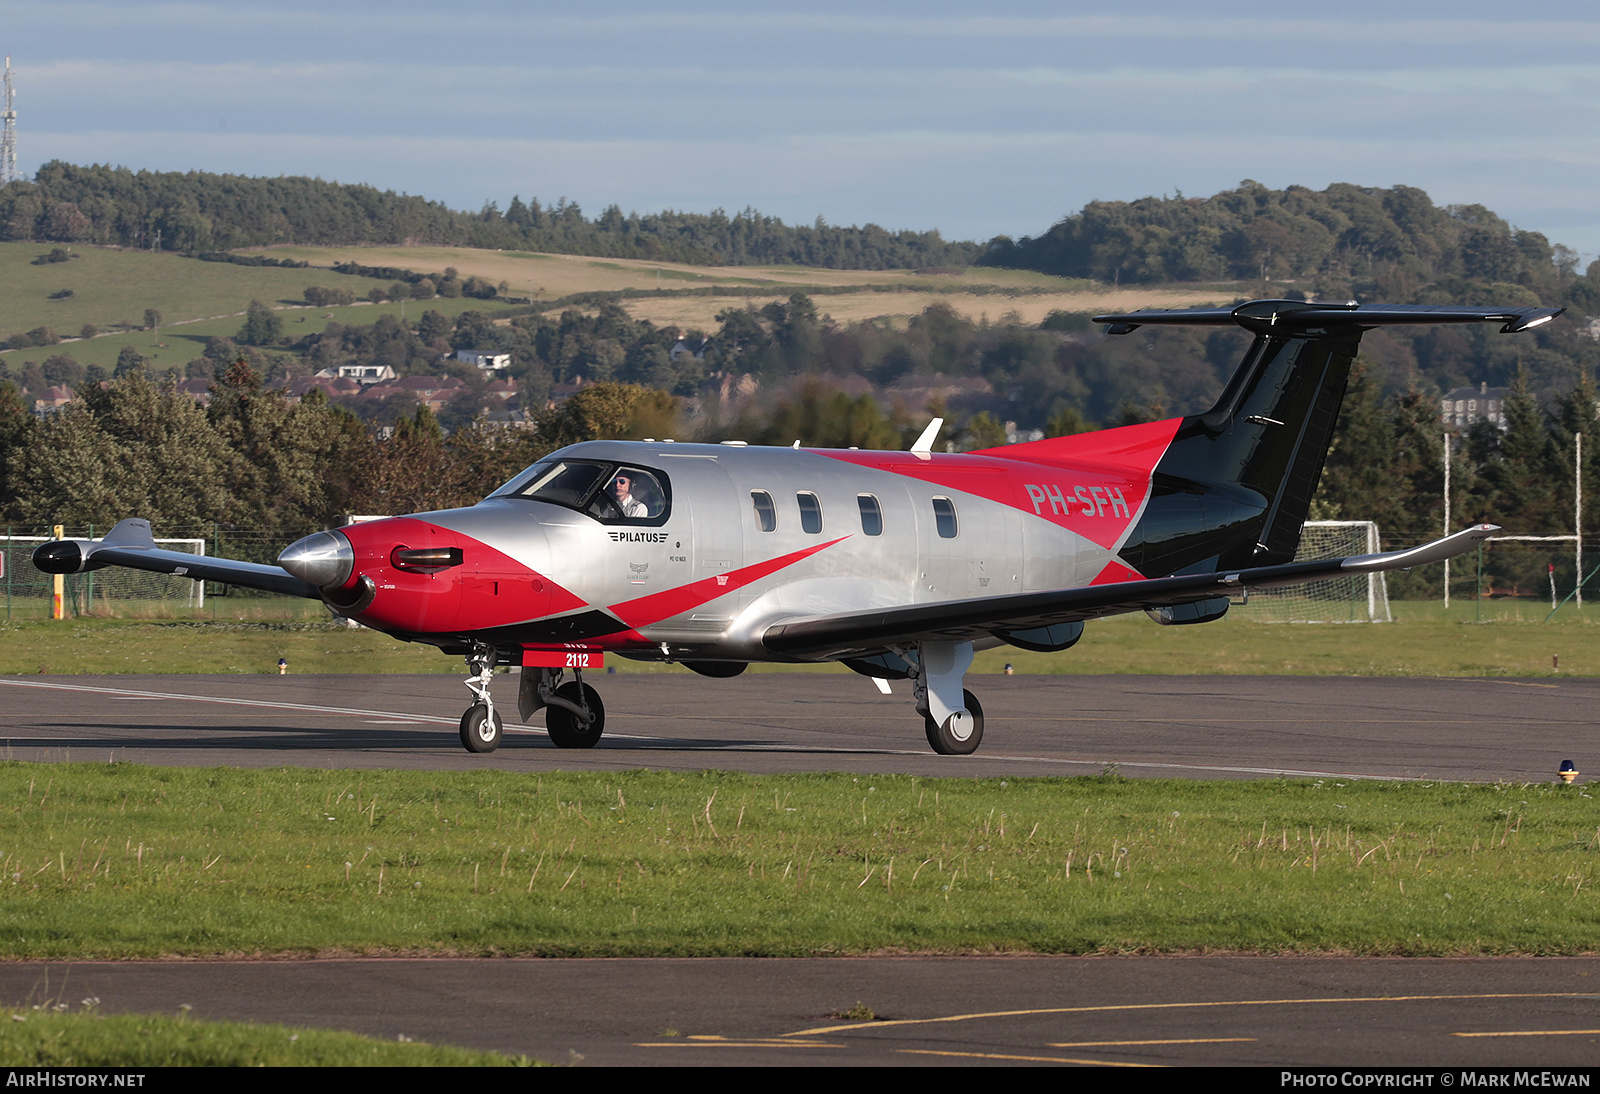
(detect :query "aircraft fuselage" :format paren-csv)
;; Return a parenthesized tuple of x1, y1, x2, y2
(325, 429, 1184, 664)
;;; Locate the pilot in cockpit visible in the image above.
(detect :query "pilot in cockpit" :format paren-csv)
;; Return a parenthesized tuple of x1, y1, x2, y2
(610, 472, 649, 518)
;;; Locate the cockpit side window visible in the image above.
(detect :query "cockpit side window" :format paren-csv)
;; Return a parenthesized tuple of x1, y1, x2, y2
(496, 460, 610, 508)
(601, 467, 666, 521)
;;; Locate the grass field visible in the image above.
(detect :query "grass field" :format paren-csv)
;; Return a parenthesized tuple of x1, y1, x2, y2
(0, 242, 382, 336)
(0, 238, 519, 373)
(1, 764, 1593, 958)
(1, 598, 1595, 677)
(0, 1005, 536, 1066)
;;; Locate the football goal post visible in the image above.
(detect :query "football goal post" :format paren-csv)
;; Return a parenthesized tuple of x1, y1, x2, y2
(1232, 520, 1392, 623)
(2, 533, 206, 619)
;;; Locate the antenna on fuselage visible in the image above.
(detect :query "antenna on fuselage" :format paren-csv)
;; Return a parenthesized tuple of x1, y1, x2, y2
(910, 417, 943, 455)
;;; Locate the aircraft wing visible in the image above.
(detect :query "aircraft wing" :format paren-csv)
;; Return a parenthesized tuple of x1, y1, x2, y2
(31, 519, 322, 599)
(761, 524, 1497, 659)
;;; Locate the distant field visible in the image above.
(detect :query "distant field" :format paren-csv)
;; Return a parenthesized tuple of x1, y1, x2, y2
(0, 242, 372, 336)
(255, 245, 1239, 330)
(618, 287, 1233, 331)
(33, 296, 514, 374)
(0, 242, 1240, 369)
(255, 244, 1102, 295)
(0, 242, 519, 372)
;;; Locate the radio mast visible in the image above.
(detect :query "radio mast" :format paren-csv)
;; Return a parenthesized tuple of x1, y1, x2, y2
(0, 57, 15, 188)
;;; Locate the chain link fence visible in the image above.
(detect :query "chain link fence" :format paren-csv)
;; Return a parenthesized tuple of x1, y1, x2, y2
(1448, 539, 1597, 614)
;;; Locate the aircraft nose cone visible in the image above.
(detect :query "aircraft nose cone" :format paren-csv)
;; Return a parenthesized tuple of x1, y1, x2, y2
(278, 531, 354, 588)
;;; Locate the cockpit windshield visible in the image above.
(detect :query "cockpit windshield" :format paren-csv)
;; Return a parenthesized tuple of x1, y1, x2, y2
(490, 459, 671, 524)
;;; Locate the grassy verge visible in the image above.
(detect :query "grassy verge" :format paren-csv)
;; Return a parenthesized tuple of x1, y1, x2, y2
(0, 1004, 535, 1066)
(0, 618, 451, 675)
(2, 764, 1596, 957)
(3, 599, 1599, 676)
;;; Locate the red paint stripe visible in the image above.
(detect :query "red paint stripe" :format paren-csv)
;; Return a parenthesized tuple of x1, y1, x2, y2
(608, 536, 849, 629)
(1091, 559, 1148, 585)
(821, 418, 1180, 552)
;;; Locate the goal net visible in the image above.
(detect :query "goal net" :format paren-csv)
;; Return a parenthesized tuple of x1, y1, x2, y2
(2, 533, 206, 618)
(1232, 520, 1392, 623)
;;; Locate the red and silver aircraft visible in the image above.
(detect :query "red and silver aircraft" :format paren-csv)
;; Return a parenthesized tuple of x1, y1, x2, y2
(35, 300, 1557, 755)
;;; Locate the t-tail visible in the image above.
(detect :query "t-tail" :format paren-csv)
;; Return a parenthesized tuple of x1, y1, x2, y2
(1092, 299, 1563, 578)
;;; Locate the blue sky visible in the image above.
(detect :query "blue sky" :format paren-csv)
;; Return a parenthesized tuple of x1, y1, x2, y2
(7, 1, 1600, 259)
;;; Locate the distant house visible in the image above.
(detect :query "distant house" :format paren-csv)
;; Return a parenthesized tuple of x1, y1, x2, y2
(175, 378, 214, 406)
(670, 337, 713, 363)
(286, 375, 362, 401)
(32, 385, 74, 416)
(1440, 383, 1507, 430)
(315, 364, 396, 385)
(455, 348, 510, 371)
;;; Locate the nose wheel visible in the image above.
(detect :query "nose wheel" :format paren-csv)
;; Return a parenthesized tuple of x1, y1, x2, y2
(458, 644, 504, 753)
(460, 703, 504, 752)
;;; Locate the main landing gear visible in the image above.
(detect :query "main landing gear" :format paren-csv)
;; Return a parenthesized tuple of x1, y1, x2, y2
(901, 640, 984, 755)
(455, 645, 607, 753)
(518, 663, 605, 749)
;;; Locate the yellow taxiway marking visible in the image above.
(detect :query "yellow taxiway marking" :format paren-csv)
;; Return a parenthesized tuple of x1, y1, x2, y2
(901, 1049, 1160, 1066)
(1454, 1029, 1600, 1038)
(636, 1035, 842, 1049)
(1048, 1038, 1256, 1048)
(789, 992, 1595, 1036)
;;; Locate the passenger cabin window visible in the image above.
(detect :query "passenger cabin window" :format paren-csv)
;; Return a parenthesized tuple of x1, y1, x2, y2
(489, 459, 670, 525)
(932, 496, 958, 539)
(751, 490, 777, 532)
(797, 492, 823, 534)
(857, 494, 883, 536)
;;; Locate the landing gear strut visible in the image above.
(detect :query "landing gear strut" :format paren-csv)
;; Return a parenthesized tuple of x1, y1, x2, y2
(902, 640, 984, 755)
(518, 665, 607, 748)
(459, 643, 504, 753)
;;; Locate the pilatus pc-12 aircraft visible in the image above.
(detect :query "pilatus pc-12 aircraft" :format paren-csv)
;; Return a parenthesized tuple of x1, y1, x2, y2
(35, 300, 1558, 755)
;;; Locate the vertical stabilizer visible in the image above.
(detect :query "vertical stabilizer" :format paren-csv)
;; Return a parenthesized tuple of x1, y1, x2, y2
(1092, 300, 1563, 577)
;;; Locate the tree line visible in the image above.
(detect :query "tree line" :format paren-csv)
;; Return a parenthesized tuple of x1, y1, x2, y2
(981, 180, 1600, 313)
(0, 162, 978, 270)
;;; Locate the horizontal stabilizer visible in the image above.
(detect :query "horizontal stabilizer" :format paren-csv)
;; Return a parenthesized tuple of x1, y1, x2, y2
(1096, 299, 1563, 336)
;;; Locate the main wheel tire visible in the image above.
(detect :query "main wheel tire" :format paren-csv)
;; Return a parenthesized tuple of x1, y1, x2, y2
(460, 703, 503, 753)
(924, 689, 984, 755)
(546, 682, 605, 748)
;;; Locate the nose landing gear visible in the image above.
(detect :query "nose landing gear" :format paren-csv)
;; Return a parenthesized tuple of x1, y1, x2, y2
(459, 644, 504, 753)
